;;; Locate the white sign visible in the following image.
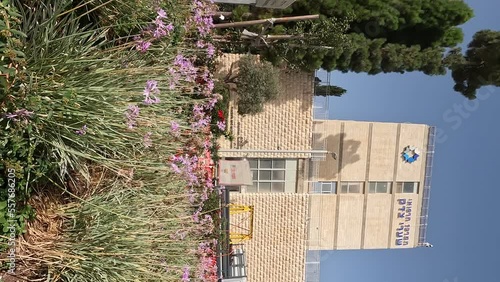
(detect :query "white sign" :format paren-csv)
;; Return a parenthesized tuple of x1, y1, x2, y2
(255, 0, 296, 9)
(218, 160, 253, 186)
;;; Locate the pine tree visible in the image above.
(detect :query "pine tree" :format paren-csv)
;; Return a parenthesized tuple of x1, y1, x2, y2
(448, 30, 500, 99)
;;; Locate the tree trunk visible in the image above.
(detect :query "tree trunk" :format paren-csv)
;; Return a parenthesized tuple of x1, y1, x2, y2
(225, 62, 240, 83)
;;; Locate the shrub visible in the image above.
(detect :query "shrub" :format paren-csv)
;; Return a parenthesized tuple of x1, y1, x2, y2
(1, 0, 223, 280)
(232, 55, 280, 115)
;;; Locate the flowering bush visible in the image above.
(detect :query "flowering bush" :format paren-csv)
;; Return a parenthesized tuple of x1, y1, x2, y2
(1, 0, 225, 280)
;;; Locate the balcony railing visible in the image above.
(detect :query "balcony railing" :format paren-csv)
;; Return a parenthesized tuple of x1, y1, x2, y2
(418, 126, 436, 245)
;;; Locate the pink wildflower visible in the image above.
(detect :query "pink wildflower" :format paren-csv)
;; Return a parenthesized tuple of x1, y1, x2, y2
(157, 8, 167, 18)
(4, 109, 34, 121)
(170, 121, 180, 136)
(75, 125, 87, 135)
(143, 80, 161, 105)
(171, 163, 181, 174)
(196, 40, 205, 48)
(217, 121, 226, 131)
(143, 132, 152, 148)
(206, 79, 215, 91)
(182, 266, 190, 282)
(135, 40, 151, 52)
(125, 105, 140, 129)
(191, 117, 210, 131)
(206, 43, 215, 57)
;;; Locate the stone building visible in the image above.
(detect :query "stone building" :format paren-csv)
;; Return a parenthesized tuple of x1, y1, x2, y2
(216, 54, 436, 282)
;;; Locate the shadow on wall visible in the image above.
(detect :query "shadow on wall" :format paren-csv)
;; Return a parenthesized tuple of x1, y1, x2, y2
(311, 132, 361, 180)
(216, 56, 313, 114)
(266, 69, 314, 112)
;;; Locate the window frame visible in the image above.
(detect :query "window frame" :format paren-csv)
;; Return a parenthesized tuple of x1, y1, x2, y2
(312, 182, 337, 194)
(368, 182, 392, 194)
(339, 182, 364, 194)
(395, 182, 419, 194)
(248, 159, 287, 193)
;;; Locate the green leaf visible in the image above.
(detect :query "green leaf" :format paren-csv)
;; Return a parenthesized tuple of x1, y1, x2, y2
(0, 201, 6, 210)
(12, 50, 25, 57)
(6, 9, 22, 18)
(9, 29, 27, 38)
(0, 65, 16, 76)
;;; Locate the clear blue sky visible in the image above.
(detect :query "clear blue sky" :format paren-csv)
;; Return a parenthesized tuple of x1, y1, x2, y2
(317, 1, 500, 282)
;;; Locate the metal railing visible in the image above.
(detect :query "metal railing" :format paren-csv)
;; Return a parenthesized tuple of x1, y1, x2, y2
(304, 250, 321, 282)
(313, 70, 331, 121)
(418, 126, 436, 245)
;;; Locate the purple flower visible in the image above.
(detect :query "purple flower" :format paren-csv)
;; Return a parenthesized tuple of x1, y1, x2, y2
(206, 79, 215, 92)
(153, 27, 167, 38)
(172, 229, 187, 240)
(172, 55, 197, 83)
(171, 163, 181, 174)
(191, 117, 210, 131)
(75, 125, 87, 135)
(203, 98, 216, 111)
(206, 43, 215, 57)
(181, 266, 190, 282)
(157, 8, 167, 18)
(149, 9, 174, 39)
(170, 121, 180, 130)
(170, 121, 181, 137)
(135, 40, 151, 52)
(146, 80, 157, 90)
(4, 109, 34, 121)
(205, 179, 214, 190)
(192, 104, 204, 118)
(192, 208, 201, 223)
(196, 40, 205, 48)
(188, 190, 197, 204)
(165, 23, 174, 33)
(125, 105, 140, 129)
(217, 121, 226, 131)
(203, 139, 212, 150)
(170, 154, 202, 186)
(143, 132, 152, 148)
(143, 80, 161, 105)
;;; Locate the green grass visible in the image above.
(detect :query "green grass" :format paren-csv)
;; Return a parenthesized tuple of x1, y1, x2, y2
(42, 173, 202, 281)
(1, 0, 221, 280)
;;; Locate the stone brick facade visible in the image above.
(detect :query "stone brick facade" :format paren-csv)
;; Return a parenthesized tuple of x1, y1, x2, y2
(230, 193, 309, 282)
(216, 54, 314, 159)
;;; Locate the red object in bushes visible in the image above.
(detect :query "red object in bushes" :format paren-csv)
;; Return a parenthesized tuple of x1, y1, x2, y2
(217, 110, 225, 122)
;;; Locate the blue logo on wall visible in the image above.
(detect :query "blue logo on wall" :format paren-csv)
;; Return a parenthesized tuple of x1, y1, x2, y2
(402, 146, 420, 163)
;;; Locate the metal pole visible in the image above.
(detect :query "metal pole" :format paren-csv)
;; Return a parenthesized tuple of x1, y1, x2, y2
(214, 14, 320, 29)
(213, 0, 255, 4)
(218, 149, 329, 154)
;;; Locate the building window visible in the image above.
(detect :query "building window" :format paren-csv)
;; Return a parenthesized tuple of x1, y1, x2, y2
(311, 182, 337, 194)
(396, 182, 419, 193)
(339, 182, 364, 194)
(369, 182, 392, 193)
(248, 159, 286, 193)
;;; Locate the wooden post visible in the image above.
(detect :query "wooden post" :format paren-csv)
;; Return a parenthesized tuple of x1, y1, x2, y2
(214, 14, 320, 29)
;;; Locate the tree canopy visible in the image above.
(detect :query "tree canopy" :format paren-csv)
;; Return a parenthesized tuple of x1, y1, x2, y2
(223, 0, 474, 74)
(448, 30, 500, 99)
(279, 0, 473, 48)
(314, 85, 347, 97)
